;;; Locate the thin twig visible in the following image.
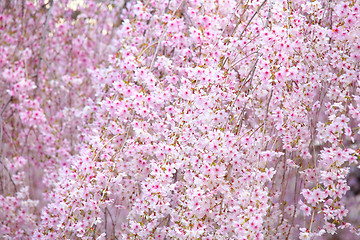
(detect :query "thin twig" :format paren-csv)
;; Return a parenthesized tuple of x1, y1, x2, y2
(235, 61, 260, 134)
(227, 0, 272, 113)
(204, 1, 242, 60)
(150, 0, 184, 70)
(229, 51, 258, 69)
(104, 207, 107, 237)
(105, 207, 116, 237)
(34, 0, 54, 95)
(286, 165, 300, 240)
(0, 109, 14, 193)
(238, 0, 268, 40)
(0, 97, 13, 116)
(224, 54, 259, 130)
(0, 100, 18, 193)
(264, 0, 273, 28)
(262, 88, 273, 134)
(223, 0, 270, 67)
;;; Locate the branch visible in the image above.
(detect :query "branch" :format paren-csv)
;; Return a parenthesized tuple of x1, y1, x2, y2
(105, 207, 117, 238)
(262, 88, 273, 134)
(205, 1, 242, 60)
(0, 97, 13, 116)
(0, 97, 13, 157)
(150, 0, 185, 70)
(0, 97, 17, 193)
(234, 59, 259, 134)
(219, 0, 268, 68)
(229, 51, 258, 69)
(4, 0, 11, 9)
(34, 0, 54, 96)
(223, 54, 259, 130)
(237, 0, 267, 40)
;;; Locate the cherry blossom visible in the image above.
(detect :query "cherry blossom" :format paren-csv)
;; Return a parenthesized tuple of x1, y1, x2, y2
(1, 0, 360, 239)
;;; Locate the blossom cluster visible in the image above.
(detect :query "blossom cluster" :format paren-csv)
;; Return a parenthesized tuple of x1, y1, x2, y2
(1, 0, 121, 238)
(1, 0, 360, 239)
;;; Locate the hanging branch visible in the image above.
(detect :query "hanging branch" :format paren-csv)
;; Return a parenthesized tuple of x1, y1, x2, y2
(150, 0, 185, 70)
(223, 54, 259, 130)
(34, 0, 54, 96)
(0, 96, 17, 193)
(237, 0, 268, 40)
